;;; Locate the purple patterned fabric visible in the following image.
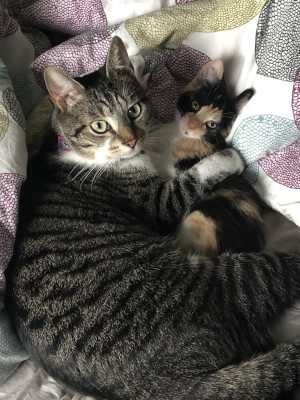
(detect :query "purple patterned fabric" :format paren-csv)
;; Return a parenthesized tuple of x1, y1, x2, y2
(0, 8, 19, 39)
(0, 173, 24, 289)
(259, 139, 300, 189)
(147, 45, 210, 122)
(33, 29, 114, 87)
(293, 67, 300, 130)
(9, 0, 107, 35)
(256, 0, 300, 82)
(3, 88, 26, 131)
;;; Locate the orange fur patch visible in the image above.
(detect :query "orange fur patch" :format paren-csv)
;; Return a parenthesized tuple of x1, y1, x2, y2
(211, 188, 264, 224)
(238, 199, 264, 224)
(172, 137, 215, 160)
(197, 105, 223, 125)
(181, 211, 218, 256)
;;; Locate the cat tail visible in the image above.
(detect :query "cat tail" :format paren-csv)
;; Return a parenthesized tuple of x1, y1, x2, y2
(191, 339, 300, 400)
(89, 338, 300, 400)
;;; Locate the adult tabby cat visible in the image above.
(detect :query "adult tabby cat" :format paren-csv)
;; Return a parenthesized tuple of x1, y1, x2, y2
(5, 36, 300, 400)
(152, 60, 265, 256)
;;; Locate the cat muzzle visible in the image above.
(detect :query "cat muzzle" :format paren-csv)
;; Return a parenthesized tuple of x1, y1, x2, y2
(125, 138, 137, 149)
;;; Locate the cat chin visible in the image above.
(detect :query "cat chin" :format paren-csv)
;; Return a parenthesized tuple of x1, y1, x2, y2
(56, 149, 103, 168)
(55, 146, 152, 172)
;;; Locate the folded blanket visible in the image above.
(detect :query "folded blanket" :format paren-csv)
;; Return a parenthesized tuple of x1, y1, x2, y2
(0, 19, 29, 384)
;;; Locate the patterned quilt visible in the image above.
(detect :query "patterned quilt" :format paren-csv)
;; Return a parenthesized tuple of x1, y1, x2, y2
(0, 0, 300, 398)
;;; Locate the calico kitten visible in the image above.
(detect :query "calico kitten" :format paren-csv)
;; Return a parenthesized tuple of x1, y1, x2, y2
(5, 37, 300, 400)
(172, 60, 265, 256)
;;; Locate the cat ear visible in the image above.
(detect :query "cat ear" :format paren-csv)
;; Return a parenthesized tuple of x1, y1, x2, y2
(231, 88, 254, 114)
(106, 36, 134, 78)
(222, 88, 254, 136)
(184, 59, 224, 92)
(44, 67, 86, 111)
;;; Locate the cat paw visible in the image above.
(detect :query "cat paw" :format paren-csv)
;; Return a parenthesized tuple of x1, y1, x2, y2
(216, 148, 245, 175)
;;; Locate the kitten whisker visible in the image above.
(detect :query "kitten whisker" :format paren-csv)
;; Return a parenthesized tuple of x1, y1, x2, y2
(205, 82, 217, 102)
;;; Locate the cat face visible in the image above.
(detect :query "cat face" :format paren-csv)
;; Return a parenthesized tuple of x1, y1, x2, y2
(44, 37, 153, 168)
(177, 60, 253, 141)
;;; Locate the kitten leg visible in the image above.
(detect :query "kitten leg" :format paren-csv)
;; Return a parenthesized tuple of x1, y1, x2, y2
(192, 148, 244, 183)
(177, 210, 218, 256)
(176, 149, 244, 255)
(143, 148, 244, 232)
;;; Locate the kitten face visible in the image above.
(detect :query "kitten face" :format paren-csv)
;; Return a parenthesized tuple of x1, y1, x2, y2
(44, 37, 154, 168)
(178, 101, 223, 140)
(177, 83, 231, 143)
(176, 60, 254, 142)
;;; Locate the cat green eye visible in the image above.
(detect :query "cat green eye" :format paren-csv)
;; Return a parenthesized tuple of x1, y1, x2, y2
(206, 121, 217, 129)
(91, 120, 108, 134)
(128, 103, 141, 119)
(192, 100, 200, 111)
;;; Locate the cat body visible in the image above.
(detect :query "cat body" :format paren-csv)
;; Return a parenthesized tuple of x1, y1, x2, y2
(153, 60, 265, 256)
(5, 37, 300, 400)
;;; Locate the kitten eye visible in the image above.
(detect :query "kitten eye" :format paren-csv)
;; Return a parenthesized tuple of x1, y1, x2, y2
(192, 100, 200, 111)
(91, 120, 108, 134)
(128, 103, 141, 119)
(206, 121, 217, 129)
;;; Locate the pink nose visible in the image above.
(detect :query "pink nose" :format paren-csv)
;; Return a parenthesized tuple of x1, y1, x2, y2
(125, 138, 137, 148)
(187, 121, 196, 130)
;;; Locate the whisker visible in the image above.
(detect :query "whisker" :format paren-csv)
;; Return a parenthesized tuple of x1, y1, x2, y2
(67, 164, 80, 182)
(205, 82, 217, 102)
(68, 165, 89, 183)
(79, 167, 95, 189)
(91, 166, 107, 191)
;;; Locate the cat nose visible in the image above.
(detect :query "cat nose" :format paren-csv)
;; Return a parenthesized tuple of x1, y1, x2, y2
(125, 138, 137, 148)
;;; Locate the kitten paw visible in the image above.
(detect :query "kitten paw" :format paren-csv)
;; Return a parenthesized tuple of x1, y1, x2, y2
(216, 148, 245, 175)
(194, 148, 245, 184)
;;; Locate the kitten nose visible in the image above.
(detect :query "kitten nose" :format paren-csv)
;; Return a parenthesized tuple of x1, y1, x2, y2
(125, 138, 137, 148)
(187, 121, 196, 130)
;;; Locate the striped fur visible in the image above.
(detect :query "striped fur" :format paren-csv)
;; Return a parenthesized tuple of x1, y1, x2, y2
(5, 38, 300, 400)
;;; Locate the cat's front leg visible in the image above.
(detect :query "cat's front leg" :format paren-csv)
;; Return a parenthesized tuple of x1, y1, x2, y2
(191, 148, 244, 189)
(141, 148, 244, 233)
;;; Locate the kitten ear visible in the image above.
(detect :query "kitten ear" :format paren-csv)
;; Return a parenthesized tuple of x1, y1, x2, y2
(44, 67, 86, 111)
(232, 88, 254, 114)
(222, 88, 254, 137)
(184, 59, 224, 92)
(106, 36, 134, 78)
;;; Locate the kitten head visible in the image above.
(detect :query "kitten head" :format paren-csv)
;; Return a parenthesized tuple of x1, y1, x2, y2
(44, 37, 153, 168)
(177, 60, 253, 141)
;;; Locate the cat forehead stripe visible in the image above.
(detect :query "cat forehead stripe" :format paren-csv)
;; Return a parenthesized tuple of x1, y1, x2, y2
(74, 125, 86, 137)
